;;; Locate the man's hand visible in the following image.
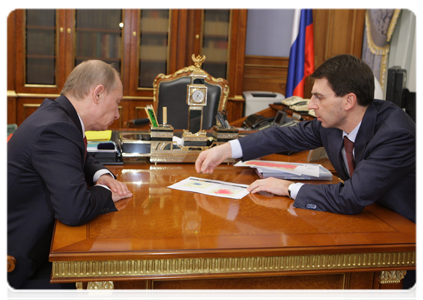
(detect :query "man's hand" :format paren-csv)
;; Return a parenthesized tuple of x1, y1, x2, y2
(247, 177, 292, 196)
(96, 174, 132, 202)
(195, 143, 232, 174)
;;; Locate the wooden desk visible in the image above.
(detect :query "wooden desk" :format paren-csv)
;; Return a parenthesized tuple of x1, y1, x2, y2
(49, 159, 415, 290)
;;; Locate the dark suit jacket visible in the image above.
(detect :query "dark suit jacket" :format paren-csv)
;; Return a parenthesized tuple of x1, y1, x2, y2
(8, 96, 117, 286)
(239, 100, 416, 223)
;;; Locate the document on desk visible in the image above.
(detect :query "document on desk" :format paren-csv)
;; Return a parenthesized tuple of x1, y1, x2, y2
(168, 177, 249, 200)
(235, 160, 332, 180)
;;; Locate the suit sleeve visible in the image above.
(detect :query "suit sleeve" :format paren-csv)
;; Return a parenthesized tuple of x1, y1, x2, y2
(293, 125, 415, 215)
(239, 120, 324, 161)
(31, 122, 117, 226)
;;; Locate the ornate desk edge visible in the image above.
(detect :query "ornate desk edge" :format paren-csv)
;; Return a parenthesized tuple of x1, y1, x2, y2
(52, 251, 415, 288)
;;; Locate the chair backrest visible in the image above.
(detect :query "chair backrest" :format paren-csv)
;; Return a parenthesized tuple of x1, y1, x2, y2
(152, 65, 229, 132)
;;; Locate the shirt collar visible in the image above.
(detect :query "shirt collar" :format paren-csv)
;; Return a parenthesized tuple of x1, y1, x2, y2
(77, 113, 86, 138)
(342, 122, 361, 143)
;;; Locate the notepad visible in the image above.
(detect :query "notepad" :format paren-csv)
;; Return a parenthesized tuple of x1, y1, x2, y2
(85, 130, 112, 141)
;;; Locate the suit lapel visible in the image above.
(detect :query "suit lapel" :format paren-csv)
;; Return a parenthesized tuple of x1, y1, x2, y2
(327, 129, 349, 180)
(355, 102, 377, 164)
(55, 95, 83, 135)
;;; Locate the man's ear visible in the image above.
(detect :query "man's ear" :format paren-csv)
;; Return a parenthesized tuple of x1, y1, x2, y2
(344, 93, 357, 111)
(92, 85, 105, 104)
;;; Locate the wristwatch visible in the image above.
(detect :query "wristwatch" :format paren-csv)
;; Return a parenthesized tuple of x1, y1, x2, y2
(288, 183, 294, 198)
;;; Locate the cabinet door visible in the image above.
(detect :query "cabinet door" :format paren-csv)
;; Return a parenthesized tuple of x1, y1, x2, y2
(15, 9, 67, 94)
(127, 9, 178, 96)
(201, 10, 231, 79)
(72, 9, 125, 74)
(185, 9, 247, 121)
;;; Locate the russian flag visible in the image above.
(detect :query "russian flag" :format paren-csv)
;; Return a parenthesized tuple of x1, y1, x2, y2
(286, 9, 315, 98)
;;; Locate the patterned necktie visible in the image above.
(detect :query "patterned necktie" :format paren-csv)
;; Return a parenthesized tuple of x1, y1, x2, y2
(344, 136, 355, 177)
(83, 136, 88, 161)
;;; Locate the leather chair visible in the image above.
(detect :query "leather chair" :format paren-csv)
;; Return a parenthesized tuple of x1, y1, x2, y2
(126, 63, 229, 133)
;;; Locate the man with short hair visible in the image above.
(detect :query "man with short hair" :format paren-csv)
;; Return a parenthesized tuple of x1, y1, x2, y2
(8, 60, 133, 289)
(196, 55, 416, 288)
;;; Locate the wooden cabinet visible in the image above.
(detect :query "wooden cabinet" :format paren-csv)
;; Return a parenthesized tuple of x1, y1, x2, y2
(7, 9, 247, 127)
(184, 9, 247, 121)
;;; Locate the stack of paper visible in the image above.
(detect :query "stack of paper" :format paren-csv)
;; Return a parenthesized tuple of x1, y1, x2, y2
(235, 160, 332, 181)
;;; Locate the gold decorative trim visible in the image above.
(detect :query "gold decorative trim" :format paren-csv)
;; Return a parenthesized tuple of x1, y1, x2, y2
(386, 9, 401, 42)
(365, 9, 401, 87)
(378, 270, 407, 284)
(12, 93, 60, 98)
(365, 9, 389, 55)
(87, 281, 114, 297)
(7, 90, 18, 97)
(152, 63, 229, 112)
(75, 282, 84, 293)
(51, 251, 415, 280)
(123, 96, 154, 100)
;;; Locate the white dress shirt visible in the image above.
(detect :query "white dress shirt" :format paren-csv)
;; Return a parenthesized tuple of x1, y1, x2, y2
(229, 121, 362, 199)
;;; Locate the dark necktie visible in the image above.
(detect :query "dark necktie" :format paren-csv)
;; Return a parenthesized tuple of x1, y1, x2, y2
(83, 136, 88, 161)
(344, 136, 355, 177)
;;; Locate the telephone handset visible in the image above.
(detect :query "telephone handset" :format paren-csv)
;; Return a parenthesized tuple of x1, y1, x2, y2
(242, 114, 269, 130)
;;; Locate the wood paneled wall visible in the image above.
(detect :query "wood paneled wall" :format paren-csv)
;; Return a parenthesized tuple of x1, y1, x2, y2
(242, 9, 365, 100)
(243, 56, 289, 95)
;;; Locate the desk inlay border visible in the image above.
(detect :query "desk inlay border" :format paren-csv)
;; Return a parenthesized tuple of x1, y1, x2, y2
(51, 251, 415, 280)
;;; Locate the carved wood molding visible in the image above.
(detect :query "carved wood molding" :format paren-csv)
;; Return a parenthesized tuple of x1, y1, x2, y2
(87, 281, 114, 297)
(378, 270, 407, 284)
(52, 251, 415, 280)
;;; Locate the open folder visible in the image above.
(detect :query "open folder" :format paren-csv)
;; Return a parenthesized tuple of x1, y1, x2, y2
(235, 160, 333, 181)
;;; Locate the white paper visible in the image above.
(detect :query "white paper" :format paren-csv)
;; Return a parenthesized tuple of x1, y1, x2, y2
(168, 177, 249, 200)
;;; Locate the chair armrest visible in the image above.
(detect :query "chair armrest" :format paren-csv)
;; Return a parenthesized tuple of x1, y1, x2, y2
(7, 255, 16, 272)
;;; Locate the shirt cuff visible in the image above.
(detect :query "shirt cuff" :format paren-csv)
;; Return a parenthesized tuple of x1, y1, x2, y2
(290, 183, 304, 199)
(229, 139, 243, 158)
(93, 169, 114, 183)
(96, 184, 111, 191)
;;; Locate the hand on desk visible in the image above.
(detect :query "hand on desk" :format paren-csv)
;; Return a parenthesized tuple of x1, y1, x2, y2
(195, 143, 232, 174)
(96, 174, 133, 202)
(247, 177, 292, 197)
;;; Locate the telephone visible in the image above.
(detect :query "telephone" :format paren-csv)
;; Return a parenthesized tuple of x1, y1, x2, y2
(282, 96, 305, 106)
(242, 114, 270, 130)
(243, 110, 300, 130)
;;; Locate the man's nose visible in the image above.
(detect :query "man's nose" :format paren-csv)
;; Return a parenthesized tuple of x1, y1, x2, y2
(308, 97, 317, 110)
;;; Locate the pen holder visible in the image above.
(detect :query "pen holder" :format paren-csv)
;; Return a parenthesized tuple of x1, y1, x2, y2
(182, 130, 208, 147)
(212, 126, 239, 144)
(150, 125, 174, 153)
(150, 125, 174, 141)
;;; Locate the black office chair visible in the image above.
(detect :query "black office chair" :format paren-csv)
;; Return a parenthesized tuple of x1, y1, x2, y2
(126, 62, 229, 133)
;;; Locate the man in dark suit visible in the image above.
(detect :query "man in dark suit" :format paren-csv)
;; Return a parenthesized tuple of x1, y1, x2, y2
(196, 54, 416, 288)
(8, 60, 133, 289)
